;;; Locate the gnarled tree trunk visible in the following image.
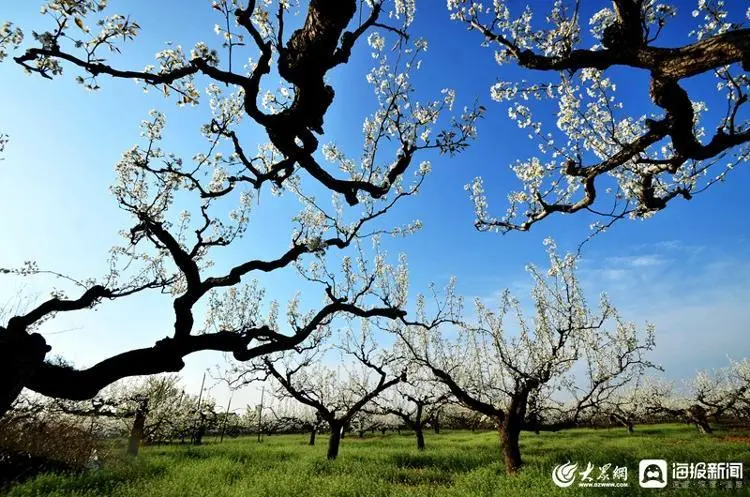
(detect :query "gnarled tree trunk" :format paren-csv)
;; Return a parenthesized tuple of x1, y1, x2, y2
(694, 419, 713, 434)
(688, 405, 713, 434)
(0, 330, 49, 418)
(498, 423, 522, 475)
(610, 413, 635, 434)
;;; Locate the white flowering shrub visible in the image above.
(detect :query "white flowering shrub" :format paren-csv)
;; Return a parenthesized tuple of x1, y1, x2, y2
(450, 0, 749, 234)
(0, 0, 482, 416)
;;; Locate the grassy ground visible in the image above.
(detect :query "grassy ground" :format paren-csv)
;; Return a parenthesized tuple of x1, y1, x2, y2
(4, 424, 749, 496)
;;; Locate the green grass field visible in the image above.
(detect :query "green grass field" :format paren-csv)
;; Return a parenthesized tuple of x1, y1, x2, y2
(5, 424, 750, 497)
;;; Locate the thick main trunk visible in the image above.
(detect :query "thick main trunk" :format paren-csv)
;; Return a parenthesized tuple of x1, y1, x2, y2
(432, 414, 440, 434)
(0, 373, 25, 420)
(688, 405, 713, 434)
(611, 413, 634, 434)
(415, 424, 425, 451)
(0, 330, 49, 418)
(193, 424, 205, 445)
(499, 386, 534, 474)
(327, 424, 342, 460)
(127, 407, 147, 456)
(694, 419, 713, 434)
(309, 428, 316, 446)
(499, 425, 522, 474)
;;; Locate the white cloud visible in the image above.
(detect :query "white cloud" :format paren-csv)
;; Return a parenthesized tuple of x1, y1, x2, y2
(608, 254, 667, 267)
(472, 240, 750, 382)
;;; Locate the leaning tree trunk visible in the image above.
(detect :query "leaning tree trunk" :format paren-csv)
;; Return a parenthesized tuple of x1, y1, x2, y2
(611, 413, 634, 434)
(688, 405, 713, 434)
(327, 423, 342, 460)
(415, 423, 425, 451)
(0, 330, 49, 418)
(693, 418, 713, 434)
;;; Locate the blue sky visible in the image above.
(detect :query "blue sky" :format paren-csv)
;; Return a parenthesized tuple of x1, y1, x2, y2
(1, 1, 748, 409)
